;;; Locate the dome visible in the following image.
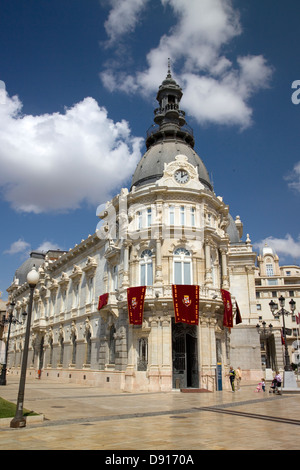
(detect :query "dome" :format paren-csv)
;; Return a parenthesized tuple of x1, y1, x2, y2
(131, 139, 212, 190)
(262, 244, 274, 256)
(14, 252, 45, 286)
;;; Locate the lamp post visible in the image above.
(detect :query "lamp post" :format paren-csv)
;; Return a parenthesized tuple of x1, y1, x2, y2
(0, 302, 26, 386)
(10, 266, 39, 428)
(269, 295, 296, 371)
(0, 302, 15, 386)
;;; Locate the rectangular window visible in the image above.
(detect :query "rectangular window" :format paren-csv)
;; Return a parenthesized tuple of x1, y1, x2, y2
(191, 207, 195, 226)
(141, 264, 146, 286)
(88, 277, 94, 303)
(266, 263, 274, 276)
(112, 266, 118, 291)
(174, 262, 182, 284)
(147, 263, 153, 286)
(169, 205, 175, 225)
(137, 211, 142, 230)
(147, 208, 152, 227)
(184, 262, 191, 284)
(73, 284, 79, 308)
(180, 206, 185, 225)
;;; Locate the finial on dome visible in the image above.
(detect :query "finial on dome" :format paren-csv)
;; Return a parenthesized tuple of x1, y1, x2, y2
(167, 58, 171, 78)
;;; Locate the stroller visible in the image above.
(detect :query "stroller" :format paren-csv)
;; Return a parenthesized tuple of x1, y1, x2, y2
(269, 378, 282, 395)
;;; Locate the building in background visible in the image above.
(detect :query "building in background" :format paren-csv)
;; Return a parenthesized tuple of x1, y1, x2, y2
(4, 68, 262, 392)
(255, 244, 300, 372)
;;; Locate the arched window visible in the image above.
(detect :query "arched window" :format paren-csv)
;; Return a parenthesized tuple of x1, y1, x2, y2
(173, 247, 192, 285)
(140, 249, 153, 286)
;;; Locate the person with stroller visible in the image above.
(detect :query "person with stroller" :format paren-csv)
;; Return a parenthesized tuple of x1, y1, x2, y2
(269, 371, 282, 394)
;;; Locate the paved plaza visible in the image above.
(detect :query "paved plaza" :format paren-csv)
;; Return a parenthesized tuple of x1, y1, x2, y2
(0, 376, 300, 451)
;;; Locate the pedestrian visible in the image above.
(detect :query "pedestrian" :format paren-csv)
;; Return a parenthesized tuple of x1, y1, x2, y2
(261, 378, 265, 392)
(255, 380, 262, 392)
(275, 371, 282, 388)
(228, 366, 236, 392)
(236, 367, 242, 391)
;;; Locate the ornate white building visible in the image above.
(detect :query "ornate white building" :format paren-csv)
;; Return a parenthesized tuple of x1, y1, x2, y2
(4, 68, 262, 391)
(255, 244, 300, 371)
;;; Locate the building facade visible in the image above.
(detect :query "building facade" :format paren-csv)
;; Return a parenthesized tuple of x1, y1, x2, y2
(255, 245, 300, 372)
(4, 69, 263, 392)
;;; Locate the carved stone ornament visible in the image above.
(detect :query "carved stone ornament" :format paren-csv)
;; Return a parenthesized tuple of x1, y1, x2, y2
(155, 154, 204, 190)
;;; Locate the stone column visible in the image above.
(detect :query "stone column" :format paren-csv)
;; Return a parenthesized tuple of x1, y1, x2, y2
(154, 238, 163, 285)
(124, 324, 135, 391)
(220, 248, 229, 289)
(205, 238, 213, 286)
(148, 316, 160, 391)
(160, 315, 172, 391)
(122, 241, 130, 288)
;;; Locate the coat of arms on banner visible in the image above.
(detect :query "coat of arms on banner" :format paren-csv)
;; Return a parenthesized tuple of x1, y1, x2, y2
(131, 297, 137, 309)
(182, 295, 192, 307)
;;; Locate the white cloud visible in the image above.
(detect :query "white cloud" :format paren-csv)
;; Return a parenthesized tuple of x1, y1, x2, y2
(0, 92, 143, 213)
(100, 0, 273, 128)
(104, 0, 150, 45)
(4, 238, 63, 256)
(285, 161, 300, 193)
(4, 239, 31, 256)
(254, 234, 300, 261)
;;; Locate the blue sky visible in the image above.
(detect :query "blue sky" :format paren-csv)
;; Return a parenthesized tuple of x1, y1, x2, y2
(0, 0, 299, 300)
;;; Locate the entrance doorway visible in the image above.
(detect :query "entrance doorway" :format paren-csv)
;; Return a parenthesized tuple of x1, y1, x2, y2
(172, 319, 199, 389)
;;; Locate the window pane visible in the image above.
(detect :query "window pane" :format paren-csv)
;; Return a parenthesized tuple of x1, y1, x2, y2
(147, 263, 153, 285)
(191, 207, 195, 226)
(147, 208, 152, 227)
(180, 206, 185, 225)
(174, 262, 182, 284)
(169, 206, 174, 225)
(184, 262, 191, 284)
(141, 264, 146, 285)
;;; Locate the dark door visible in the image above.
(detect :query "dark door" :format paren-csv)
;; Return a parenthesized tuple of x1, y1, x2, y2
(172, 320, 199, 389)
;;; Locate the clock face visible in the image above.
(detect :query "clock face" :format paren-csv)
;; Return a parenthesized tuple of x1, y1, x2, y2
(174, 169, 189, 184)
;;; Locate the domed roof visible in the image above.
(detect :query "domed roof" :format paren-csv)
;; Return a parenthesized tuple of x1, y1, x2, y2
(14, 252, 45, 286)
(131, 139, 212, 190)
(131, 64, 213, 191)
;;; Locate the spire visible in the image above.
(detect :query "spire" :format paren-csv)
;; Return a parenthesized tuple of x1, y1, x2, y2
(145, 60, 194, 149)
(167, 57, 171, 78)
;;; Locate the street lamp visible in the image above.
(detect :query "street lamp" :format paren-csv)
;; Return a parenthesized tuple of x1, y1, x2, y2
(269, 295, 296, 371)
(10, 266, 39, 428)
(256, 321, 273, 369)
(0, 302, 26, 386)
(256, 321, 273, 336)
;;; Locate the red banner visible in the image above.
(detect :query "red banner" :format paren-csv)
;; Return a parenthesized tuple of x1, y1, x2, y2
(98, 293, 109, 310)
(235, 301, 242, 325)
(127, 286, 146, 325)
(221, 289, 233, 329)
(172, 284, 199, 325)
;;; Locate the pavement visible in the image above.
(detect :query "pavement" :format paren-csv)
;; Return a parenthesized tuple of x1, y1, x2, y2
(0, 376, 300, 451)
